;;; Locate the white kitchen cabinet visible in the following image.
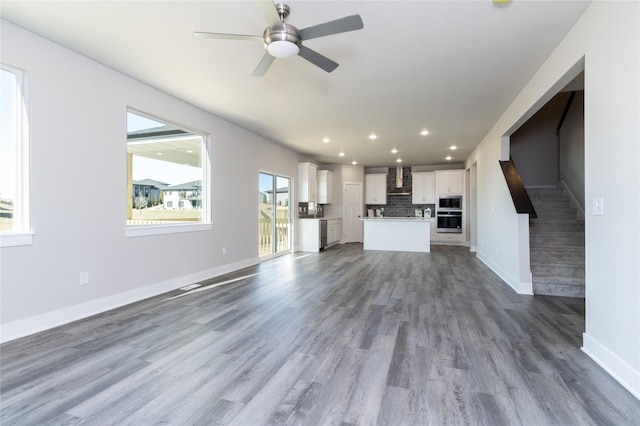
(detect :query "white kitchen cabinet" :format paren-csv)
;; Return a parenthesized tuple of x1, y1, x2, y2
(298, 219, 320, 252)
(412, 172, 435, 204)
(327, 218, 342, 245)
(430, 220, 437, 243)
(317, 170, 333, 204)
(365, 173, 387, 205)
(298, 218, 342, 252)
(435, 170, 464, 194)
(298, 162, 318, 203)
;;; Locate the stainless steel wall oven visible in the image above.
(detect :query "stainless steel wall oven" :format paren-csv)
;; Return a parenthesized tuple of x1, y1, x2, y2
(437, 210, 462, 233)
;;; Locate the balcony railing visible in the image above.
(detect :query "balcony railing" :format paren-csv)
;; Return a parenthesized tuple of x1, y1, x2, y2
(259, 207, 291, 257)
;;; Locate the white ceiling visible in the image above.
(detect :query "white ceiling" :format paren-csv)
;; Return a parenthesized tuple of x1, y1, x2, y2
(1, 0, 591, 167)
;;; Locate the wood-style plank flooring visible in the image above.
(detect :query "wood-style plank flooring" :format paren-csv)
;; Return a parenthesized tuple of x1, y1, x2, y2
(1, 244, 639, 425)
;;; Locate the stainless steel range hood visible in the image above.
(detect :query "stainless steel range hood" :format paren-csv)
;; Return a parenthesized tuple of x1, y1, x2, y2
(388, 166, 411, 195)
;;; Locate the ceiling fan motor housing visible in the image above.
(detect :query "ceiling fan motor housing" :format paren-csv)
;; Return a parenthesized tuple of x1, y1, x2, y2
(263, 23, 301, 57)
(275, 3, 290, 21)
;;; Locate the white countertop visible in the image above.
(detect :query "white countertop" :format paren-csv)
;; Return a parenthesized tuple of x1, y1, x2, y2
(362, 217, 433, 221)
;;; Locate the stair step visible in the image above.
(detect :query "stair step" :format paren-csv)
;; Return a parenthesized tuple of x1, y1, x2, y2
(530, 248, 584, 267)
(527, 188, 563, 197)
(530, 233, 584, 249)
(532, 214, 582, 224)
(530, 222, 585, 233)
(533, 282, 585, 298)
(533, 200, 573, 210)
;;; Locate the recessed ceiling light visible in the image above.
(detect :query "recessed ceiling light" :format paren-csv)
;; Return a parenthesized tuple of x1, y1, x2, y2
(369, 133, 377, 140)
(391, 148, 398, 154)
(352, 160, 357, 165)
(157, 152, 163, 155)
(450, 145, 457, 150)
(322, 137, 330, 143)
(396, 158, 402, 163)
(420, 129, 429, 136)
(339, 151, 345, 157)
(187, 150, 193, 153)
(446, 155, 452, 161)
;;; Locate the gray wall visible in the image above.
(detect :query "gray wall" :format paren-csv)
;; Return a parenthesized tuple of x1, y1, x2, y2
(0, 21, 301, 340)
(510, 92, 570, 187)
(559, 90, 585, 210)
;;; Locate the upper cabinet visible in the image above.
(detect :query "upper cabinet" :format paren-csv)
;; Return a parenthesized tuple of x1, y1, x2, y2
(298, 162, 318, 203)
(435, 170, 464, 194)
(365, 173, 387, 205)
(412, 172, 435, 204)
(317, 169, 333, 204)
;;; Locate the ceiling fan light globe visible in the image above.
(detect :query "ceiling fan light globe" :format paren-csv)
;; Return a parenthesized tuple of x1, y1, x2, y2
(267, 40, 299, 58)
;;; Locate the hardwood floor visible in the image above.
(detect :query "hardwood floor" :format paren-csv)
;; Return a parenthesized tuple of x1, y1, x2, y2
(1, 244, 638, 425)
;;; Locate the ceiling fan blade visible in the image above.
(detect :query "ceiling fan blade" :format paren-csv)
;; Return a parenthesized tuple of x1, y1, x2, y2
(298, 46, 338, 73)
(255, 0, 282, 28)
(194, 32, 262, 42)
(251, 52, 276, 77)
(299, 15, 364, 41)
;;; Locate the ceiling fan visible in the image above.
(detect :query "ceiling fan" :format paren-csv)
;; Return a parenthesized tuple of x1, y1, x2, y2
(194, 0, 364, 76)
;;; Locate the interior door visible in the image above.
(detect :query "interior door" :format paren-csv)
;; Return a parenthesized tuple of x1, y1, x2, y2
(343, 182, 363, 243)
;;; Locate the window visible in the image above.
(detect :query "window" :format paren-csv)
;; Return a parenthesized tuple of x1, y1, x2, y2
(259, 172, 291, 257)
(126, 110, 209, 237)
(0, 64, 31, 247)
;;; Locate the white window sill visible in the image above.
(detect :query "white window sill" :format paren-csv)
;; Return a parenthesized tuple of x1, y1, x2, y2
(0, 232, 34, 247)
(125, 222, 212, 238)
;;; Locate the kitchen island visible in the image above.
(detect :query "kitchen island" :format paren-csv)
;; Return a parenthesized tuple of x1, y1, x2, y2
(362, 217, 431, 253)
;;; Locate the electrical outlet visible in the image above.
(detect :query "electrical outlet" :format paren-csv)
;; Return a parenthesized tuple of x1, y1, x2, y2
(593, 197, 604, 216)
(222, 246, 227, 255)
(79, 272, 89, 286)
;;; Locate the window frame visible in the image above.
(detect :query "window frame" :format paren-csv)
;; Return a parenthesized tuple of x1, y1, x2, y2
(125, 108, 211, 238)
(0, 63, 32, 248)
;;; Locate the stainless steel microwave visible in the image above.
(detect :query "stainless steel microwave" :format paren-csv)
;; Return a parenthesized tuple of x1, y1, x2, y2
(438, 195, 462, 210)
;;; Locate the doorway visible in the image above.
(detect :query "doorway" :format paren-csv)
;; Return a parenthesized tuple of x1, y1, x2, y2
(258, 172, 292, 258)
(343, 182, 363, 243)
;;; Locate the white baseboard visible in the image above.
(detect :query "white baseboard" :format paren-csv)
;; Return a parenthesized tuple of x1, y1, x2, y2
(0, 257, 259, 344)
(582, 332, 640, 400)
(476, 252, 533, 295)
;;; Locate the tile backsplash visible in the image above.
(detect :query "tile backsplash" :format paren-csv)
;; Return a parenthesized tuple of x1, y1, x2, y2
(366, 167, 435, 217)
(367, 195, 435, 218)
(298, 202, 324, 218)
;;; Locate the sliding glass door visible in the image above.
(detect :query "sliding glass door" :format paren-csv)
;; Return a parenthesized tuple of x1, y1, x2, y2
(259, 173, 291, 257)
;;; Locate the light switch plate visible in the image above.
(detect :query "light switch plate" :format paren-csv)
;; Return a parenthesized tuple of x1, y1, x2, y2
(593, 197, 604, 216)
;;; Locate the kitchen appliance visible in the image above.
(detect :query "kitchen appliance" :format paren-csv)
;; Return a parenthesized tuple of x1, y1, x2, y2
(320, 219, 327, 250)
(438, 195, 462, 210)
(424, 208, 431, 218)
(436, 210, 462, 233)
(388, 166, 411, 195)
(415, 209, 423, 217)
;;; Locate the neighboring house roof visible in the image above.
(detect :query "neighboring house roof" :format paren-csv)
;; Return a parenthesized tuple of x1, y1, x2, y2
(133, 179, 170, 189)
(263, 186, 290, 195)
(164, 180, 202, 191)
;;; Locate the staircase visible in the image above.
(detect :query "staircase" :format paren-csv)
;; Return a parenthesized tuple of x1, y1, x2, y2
(528, 187, 585, 298)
